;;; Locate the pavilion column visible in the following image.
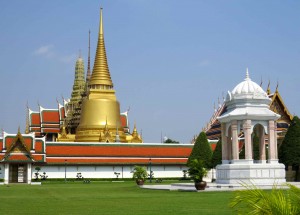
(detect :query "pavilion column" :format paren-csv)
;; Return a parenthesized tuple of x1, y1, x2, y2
(243, 120, 252, 162)
(274, 122, 278, 160)
(268, 120, 278, 163)
(4, 163, 9, 184)
(258, 125, 266, 163)
(27, 163, 32, 184)
(231, 120, 239, 161)
(221, 123, 229, 164)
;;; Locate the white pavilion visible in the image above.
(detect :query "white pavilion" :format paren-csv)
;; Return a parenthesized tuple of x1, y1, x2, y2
(216, 69, 286, 185)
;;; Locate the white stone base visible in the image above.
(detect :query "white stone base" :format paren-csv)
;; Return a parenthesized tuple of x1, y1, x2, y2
(216, 163, 286, 185)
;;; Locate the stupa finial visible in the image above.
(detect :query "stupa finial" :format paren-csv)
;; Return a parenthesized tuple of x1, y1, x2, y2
(245, 68, 250, 80)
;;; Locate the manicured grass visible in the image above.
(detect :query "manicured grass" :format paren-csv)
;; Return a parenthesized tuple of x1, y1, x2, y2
(0, 181, 234, 215)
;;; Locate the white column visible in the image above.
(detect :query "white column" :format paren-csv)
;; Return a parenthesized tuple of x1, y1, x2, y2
(231, 121, 239, 161)
(27, 163, 32, 184)
(268, 120, 278, 163)
(243, 120, 253, 163)
(274, 122, 278, 160)
(221, 123, 229, 164)
(4, 163, 9, 184)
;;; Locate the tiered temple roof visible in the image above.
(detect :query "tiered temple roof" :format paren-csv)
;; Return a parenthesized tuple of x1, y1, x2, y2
(0, 130, 192, 165)
(27, 102, 131, 141)
(0, 129, 46, 163)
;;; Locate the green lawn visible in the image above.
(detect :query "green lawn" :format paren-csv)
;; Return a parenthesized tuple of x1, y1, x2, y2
(0, 181, 235, 215)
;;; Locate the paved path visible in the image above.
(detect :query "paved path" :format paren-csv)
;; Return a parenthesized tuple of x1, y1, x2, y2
(141, 182, 300, 192)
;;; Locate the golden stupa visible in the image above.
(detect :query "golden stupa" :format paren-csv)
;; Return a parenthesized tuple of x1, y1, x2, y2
(75, 9, 141, 143)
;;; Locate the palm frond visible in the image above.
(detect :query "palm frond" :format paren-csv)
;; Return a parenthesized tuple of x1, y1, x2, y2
(230, 182, 300, 215)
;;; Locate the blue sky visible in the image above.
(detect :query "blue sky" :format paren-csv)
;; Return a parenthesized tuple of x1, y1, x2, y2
(0, 1, 300, 143)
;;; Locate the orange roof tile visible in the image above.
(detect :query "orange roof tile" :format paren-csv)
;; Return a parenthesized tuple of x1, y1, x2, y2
(31, 113, 41, 126)
(120, 115, 127, 127)
(46, 157, 188, 165)
(42, 111, 59, 123)
(42, 128, 60, 133)
(46, 144, 192, 157)
(35, 140, 45, 153)
(4, 154, 32, 162)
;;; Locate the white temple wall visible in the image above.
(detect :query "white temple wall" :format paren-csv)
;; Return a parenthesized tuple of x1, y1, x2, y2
(31, 165, 188, 179)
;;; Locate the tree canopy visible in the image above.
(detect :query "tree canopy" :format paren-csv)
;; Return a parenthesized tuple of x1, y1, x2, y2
(211, 140, 222, 168)
(279, 116, 300, 167)
(163, 138, 179, 144)
(187, 131, 212, 168)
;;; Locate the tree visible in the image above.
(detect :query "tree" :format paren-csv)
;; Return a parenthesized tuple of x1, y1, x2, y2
(163, 138, 179, 144)
(230, 183, 300, 214)
(187, 131, 212, 168)
(279, 116, 300, 179)
(211, 140, 222, 168)
(253, 132, 260, 161)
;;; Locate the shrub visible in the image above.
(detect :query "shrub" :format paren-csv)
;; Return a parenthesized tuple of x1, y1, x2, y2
(188, 131, 212, 168)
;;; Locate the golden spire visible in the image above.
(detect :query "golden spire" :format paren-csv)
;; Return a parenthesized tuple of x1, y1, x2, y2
(132, 122, 138, 137)
(89, 8, 113, 87)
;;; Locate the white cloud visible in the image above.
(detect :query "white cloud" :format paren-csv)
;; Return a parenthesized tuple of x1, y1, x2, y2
(59, 54, 77, 63)
(33, 45, 77, 64)
(34, 45, 54, 57)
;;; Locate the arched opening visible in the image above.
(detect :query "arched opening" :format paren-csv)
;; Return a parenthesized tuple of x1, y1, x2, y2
(253, 124, 267, 163)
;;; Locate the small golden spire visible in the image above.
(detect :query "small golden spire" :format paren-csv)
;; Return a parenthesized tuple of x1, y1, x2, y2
(276, 80, 279, 93)
(132, 122, 138, 137)
(89, 8, 113, 87)
(267, 80, 271, 95)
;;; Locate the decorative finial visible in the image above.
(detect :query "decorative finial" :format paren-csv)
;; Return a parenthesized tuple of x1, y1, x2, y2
(276, 80, 279, 92)
(260, 76, 263, 87)
(18, 126, 21, 134)
(79, 49, 82, 58)
(100, 8, 103, 35)
(267, 80, 271, 95)
(245, 68, 250, 80)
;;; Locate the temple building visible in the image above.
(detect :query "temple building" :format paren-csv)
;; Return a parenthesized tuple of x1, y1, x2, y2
(0, 9, 193, 184)
(27, 9, 141, 144)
